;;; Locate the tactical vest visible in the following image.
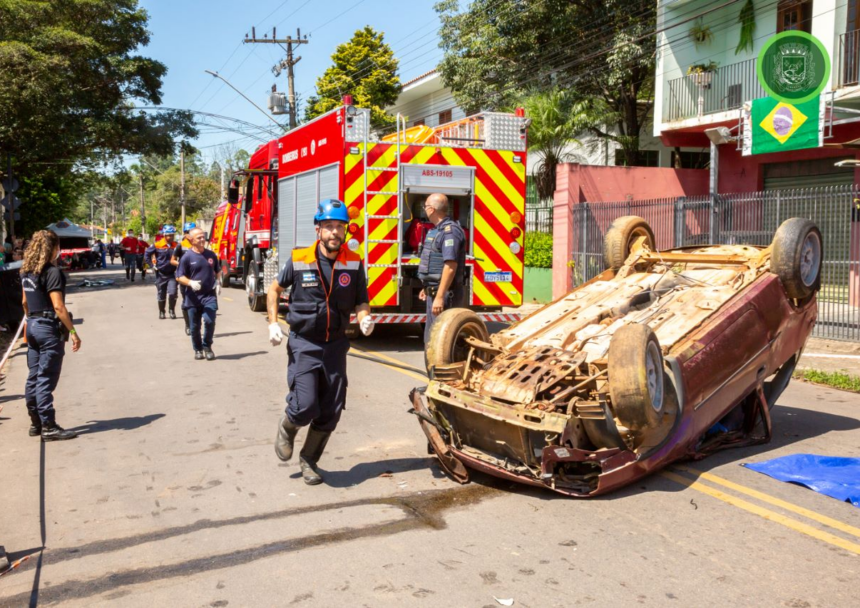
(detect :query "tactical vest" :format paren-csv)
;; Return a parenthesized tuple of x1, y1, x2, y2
(287, 242, 363, 343)
(417, 218, 465, 287)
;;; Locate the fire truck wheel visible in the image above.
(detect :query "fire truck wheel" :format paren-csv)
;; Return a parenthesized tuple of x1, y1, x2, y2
(219, 267, 231, 288)
(425, 309, 489, 374)
(246, 263, 266, 312)
(603, 216, 655, 271)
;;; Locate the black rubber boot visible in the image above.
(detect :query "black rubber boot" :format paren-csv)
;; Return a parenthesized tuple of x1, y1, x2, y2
(28, 411, 42, 437)
(299, 427, 332, 485)
(274, 415, 301, 462)
(168, 297, 177, 319)
(158, 300, 166, 320)
(183, 309, 190, 335)
(42, 423, 78, 442)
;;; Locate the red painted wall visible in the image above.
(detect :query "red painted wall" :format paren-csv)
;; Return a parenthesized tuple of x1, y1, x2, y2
(717, 145, 860, 193)
(558, 163, 709, 203)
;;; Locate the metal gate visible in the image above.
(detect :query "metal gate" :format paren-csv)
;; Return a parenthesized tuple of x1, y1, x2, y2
(570, 185, 860, 341)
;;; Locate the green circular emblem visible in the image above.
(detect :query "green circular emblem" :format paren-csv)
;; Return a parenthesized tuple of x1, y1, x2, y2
(757, 31, 830, 104)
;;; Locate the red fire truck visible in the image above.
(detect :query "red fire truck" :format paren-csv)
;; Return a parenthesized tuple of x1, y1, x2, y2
(209, 199, 242, 286)
(227, 98, 529, 325)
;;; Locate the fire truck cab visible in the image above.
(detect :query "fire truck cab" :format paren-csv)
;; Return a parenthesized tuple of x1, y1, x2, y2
(229, 99, 529, 326)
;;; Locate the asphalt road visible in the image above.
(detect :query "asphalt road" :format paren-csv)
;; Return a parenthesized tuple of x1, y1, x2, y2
(1, 266, 859, 607)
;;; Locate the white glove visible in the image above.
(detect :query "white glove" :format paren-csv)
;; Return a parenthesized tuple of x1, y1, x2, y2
(269, 323, 285, 346)
(188, 279, 202, 292)
(359, 315, 375, 336)
(216, 282, 222, 296)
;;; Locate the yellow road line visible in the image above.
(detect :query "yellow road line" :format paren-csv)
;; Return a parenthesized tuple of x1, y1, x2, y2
(271, 323, 427, 383)
(674, 465, 860, 540)
(349, 345, 427, 382)
(222, 296, 234, 302)
(661, 470, 860, 556)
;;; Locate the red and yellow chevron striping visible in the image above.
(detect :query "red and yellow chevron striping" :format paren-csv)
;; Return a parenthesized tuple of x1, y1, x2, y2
(343, 142, 525, 309)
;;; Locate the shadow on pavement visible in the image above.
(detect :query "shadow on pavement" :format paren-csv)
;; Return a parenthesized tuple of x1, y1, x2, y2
(215, 351, 266, 361)
(290, 456, 445, 488)
(214, 331, 253, 339)
(0, 393, 24, 404)
(70, 413, 166, 435)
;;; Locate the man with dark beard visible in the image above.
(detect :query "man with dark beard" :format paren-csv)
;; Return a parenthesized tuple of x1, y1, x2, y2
(266, 199, 375, 486)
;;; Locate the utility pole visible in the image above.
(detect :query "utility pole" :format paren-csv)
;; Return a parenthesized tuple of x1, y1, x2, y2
(180, 149, 186, 233)
(139, 174, 146, 239)
(220, 163, 226, 201)
(244, 26, 308, 129)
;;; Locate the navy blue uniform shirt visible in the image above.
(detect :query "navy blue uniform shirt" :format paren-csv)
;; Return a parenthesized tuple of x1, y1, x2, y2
(22, 265, 66, 315)
(177, 249, 220, 309)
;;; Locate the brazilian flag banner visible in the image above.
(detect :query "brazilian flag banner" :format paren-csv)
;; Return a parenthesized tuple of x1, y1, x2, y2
(742, 95, 823, 156)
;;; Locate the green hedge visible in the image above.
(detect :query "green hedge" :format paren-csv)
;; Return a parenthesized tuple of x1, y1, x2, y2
(524, 231, 553, 268)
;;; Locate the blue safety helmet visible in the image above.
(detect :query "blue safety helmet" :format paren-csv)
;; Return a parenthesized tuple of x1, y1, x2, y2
(313, 199, 349, 225)
(162, 225, 177, 235)
(183, 222, 196, 232)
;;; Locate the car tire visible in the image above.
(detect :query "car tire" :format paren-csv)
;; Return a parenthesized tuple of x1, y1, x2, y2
(771, 218, 822, 299)
(603, 216, 656, 271)
(246, 263, 266, 312)
(425, 308, 489, 373)
(608, 323, 665, 431)
(219, 267, 230, 288)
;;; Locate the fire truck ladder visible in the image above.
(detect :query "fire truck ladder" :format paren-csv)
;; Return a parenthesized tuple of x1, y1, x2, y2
(363, 113, 406, 305)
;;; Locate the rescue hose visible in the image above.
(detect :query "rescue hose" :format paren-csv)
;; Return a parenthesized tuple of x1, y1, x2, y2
(0, 318, 25, 374)
(347, 349, 428, 377)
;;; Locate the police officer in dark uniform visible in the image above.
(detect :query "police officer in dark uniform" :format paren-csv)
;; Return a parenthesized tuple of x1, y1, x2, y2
(418, 192, 467, 343)
(267, 199, 375, 485)
(19, 230, 81, 441)
(171, 222, 196, 335)
(147, 225, 179, 320)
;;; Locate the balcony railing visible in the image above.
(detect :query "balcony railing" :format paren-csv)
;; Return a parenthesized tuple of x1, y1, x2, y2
(839, 29, 860, 88)
(664, 58, 765, 122)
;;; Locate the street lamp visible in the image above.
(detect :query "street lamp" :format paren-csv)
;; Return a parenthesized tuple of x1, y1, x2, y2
(204, 70, 286, 132)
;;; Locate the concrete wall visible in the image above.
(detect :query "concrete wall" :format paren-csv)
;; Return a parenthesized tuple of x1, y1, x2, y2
(550, 163, 709, 298)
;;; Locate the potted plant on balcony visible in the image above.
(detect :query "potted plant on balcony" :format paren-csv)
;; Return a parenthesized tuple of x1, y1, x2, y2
(689, 18, 713, 49)
(687, 61, 718, 87)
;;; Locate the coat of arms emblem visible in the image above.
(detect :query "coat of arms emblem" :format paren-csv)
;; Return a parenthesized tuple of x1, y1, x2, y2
(771, 42, 817, 93)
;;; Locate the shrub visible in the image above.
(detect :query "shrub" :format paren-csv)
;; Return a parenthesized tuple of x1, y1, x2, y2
(524, 231, 553, 268)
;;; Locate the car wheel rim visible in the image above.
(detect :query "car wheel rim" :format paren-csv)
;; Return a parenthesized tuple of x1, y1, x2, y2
(645, 341, 664, 413)
(800, 231, 821, 287)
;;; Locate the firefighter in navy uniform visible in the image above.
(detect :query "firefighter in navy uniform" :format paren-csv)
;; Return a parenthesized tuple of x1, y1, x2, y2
(171, 222, 196, 335)
(148, 225, 179, 319)
(266, 199, 375, 486)
(418, 192, 467, 343)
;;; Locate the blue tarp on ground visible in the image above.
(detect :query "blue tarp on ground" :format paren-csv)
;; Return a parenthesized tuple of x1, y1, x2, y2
(744, 454, 860, 508)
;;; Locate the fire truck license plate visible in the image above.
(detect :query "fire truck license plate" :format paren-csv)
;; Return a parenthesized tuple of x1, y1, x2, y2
(484, 271, 513, 283)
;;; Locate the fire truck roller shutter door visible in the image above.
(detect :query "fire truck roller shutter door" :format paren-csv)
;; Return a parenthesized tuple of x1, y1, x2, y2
(278, 176, 296, 274)
(293, 165, 340, 249)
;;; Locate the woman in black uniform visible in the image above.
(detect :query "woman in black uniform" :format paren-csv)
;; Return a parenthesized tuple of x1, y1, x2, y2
(20, 230, 82, 441)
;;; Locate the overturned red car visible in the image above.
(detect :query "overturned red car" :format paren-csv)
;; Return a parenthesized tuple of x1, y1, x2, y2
(411, 217, 821, 497)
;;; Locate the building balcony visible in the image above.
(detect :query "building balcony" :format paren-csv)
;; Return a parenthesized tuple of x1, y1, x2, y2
(838, 29, 860, 88)
(663, 58, 765, 123)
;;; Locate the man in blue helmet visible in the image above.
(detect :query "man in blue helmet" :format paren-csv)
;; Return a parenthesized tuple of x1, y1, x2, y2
(147, 225, 180, 320)
(266, 198, 375, 486)
(171, 222, 197, 335)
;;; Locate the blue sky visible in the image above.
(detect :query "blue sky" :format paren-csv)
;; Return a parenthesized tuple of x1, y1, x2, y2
(139, 0, 442, 165)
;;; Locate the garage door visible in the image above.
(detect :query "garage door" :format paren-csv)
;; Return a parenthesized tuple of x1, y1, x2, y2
(763, 157, 855, 190)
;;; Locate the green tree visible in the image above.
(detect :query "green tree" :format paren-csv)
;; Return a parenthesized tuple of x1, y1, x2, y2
(435, 0, 655, 166)
(304, 26, 400, 129)
(512, 89, 586, 200)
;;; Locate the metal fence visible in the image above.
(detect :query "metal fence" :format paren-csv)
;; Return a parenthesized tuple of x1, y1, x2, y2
(570, 185, 860, 341)
(525, 176, 553, 234)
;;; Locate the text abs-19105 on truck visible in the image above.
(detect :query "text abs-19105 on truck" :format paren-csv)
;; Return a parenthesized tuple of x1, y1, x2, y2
(226, 97, 530, 327)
